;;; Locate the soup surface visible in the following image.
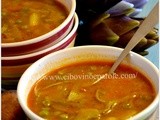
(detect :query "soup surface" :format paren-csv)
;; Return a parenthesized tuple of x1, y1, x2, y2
(2, 0, 68, 43)
(28, 61, 155, 120)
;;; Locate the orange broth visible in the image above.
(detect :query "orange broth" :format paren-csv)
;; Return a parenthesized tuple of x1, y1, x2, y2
(2, 0, 68, 43)
(27, 61, 155, 120)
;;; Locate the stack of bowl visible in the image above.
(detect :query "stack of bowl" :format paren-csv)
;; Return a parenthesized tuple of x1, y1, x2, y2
(2, 0, 78, 86)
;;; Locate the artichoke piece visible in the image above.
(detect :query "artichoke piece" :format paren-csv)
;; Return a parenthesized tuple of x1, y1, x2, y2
(90, 22, 119, 45)
(67, 85, 85, 102)
(140, 39, 158, 51)
(114, 28, 148, 51)
(152, 35, 159, 41)
(125, 0, 148, 8)
(137, 51, 149, 56)
(146, 28, 159, 41)
(95, 89, 106, 103)
(114, 28, 137, 48)
(106, 0, 134, 15)
(29, 13, 39, 26)
(91, 13, 110, 28)
(103, 15, 140, 36)
(2, 24, 8, 33)
(39, 108, 49, 118)
(146, 30, 157, 38)
(67, 90, 84, 102)
(75, 109, 101, 120)
(133, 38, 148, 51)
(107, 1, 135, 17)
(113, 26, 158, 53)
(103, 101, 117, 114)
(109, 8, 135, 17)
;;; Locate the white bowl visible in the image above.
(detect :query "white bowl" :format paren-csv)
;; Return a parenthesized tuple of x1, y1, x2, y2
(17, 46, 159, 120)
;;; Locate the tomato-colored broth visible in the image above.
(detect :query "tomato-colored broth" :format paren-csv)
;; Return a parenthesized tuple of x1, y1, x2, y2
(2, 0, 68, 43)
(27, 61, 155, 120)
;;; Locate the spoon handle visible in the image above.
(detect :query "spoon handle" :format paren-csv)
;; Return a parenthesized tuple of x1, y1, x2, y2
(109, 2, 159, 74)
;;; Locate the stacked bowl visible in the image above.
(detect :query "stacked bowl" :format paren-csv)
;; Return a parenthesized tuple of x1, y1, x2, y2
(2, 0, 78, 86)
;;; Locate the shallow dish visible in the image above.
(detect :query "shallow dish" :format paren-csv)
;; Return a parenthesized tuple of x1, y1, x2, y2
(17, 45, 159, 120)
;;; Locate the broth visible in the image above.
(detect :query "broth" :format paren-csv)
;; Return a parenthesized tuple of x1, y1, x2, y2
(2, 0, 68, 43)
(27, 61, 155, 120)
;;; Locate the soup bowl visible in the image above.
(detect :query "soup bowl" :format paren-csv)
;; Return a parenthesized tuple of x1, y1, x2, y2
(2, 13, 79, 86)
(17, 46, 159, 120)
(2, 0, 76, 56)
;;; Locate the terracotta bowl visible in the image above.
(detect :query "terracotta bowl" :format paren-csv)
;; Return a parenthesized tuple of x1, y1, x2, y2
(17, 46, 159, 120)
(2, 0, 76, 57)
(2, 13, 79, 85)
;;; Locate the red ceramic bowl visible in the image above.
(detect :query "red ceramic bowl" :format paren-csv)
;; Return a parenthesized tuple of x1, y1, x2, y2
(2, 13, 79, 85)
(2, 0, 76, 57)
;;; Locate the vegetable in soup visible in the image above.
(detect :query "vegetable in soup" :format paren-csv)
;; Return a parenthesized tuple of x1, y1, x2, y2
(2, 0, 68, 43)
(27, 61, 155, 120)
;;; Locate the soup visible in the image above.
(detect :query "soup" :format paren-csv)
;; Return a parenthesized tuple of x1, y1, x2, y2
(2, 0, 68, 43)
(27, 61, 155, 120)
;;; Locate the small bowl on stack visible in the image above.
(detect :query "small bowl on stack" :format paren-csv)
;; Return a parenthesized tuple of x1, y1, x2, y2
(2, 0, 76, 56)
(2, 0, 78, 86)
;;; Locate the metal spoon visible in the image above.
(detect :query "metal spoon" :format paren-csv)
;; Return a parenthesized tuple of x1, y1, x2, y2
(93, 2, 159, 84)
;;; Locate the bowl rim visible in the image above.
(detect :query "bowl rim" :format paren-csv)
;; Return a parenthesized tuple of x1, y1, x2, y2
(17, 45, 159, 120)
(2, 0, 76, 47)
(2, 13, 78, 60)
